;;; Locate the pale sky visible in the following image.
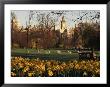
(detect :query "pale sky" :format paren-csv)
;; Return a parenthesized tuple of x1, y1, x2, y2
(11, 10, 100, 29)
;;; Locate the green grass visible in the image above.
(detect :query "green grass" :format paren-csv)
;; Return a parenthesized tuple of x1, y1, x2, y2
(11, 48, 77, 54)
(11, 48, 37, 53)
(94, 51, 100, 57)
(11, 48, 100, 61)
(11, 48, 79, 60)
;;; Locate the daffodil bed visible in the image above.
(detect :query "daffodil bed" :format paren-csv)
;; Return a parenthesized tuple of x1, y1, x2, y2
(11, 57, 100, 77)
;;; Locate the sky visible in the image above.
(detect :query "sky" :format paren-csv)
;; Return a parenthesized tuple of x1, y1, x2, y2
(11, 10, 100, 29)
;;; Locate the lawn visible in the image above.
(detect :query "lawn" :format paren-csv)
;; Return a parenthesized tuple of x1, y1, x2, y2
(11, 48, 79, 61)
(11, 48, 100, 61)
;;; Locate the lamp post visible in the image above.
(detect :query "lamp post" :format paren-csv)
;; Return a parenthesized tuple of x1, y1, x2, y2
(25, 26, 29, 48)
(24, 26, 30, 54)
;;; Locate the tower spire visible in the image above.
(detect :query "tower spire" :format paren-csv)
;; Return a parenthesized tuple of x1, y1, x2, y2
(60, 16, 66, 33)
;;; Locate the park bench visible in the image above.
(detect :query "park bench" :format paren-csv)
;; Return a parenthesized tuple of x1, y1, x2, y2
(78, 48, 94, 60)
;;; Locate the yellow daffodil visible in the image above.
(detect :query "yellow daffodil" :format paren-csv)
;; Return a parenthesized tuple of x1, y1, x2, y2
(48, 70, 53, 76)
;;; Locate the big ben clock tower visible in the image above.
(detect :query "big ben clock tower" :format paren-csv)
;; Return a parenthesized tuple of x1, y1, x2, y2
(60, 16, 67, 33)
